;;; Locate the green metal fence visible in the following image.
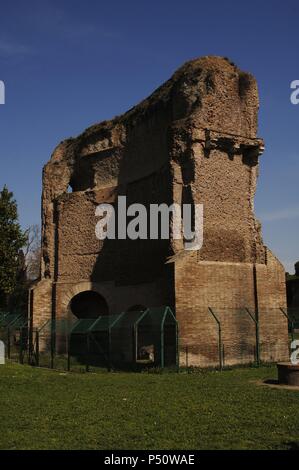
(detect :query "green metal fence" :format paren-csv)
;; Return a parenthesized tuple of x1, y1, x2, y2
(0, 312, 28, 363)
(3, 305, 298, 372)
(23, 307, 178, 372)
(180, 307, 297, 369)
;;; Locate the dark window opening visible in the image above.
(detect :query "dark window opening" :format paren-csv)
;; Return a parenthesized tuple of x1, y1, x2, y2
(70, 291, 109, 319)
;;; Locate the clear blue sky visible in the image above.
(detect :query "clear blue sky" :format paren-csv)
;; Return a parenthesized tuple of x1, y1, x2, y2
(0, 0, 298, 273)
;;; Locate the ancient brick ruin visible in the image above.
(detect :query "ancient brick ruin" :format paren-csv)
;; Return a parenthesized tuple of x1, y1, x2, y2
(30, 56, 289, 366)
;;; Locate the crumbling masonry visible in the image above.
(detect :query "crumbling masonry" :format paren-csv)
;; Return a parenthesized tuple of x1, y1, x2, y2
(30, 56, 289, 366)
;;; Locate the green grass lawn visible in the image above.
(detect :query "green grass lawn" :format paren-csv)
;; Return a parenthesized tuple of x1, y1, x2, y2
(0, 363, 298, 450)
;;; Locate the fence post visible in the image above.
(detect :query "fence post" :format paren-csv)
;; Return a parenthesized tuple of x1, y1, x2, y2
(50, 322, 55, 369)
(176, 323, 179, 372)
(86, 333, 90, 372)
(208, 308, 223, 370)
(245, 308, 260, 365)
(19, 327, 23, 364)
(160, 323, 164, 369)
(185, 345, 189, 369)
(7, 328, 10, 359)
(29, 325, 33, 365)
(133, 324, 137, 367)
(66, 333, 71, 372)
(108, 328, 112, 372)
(280, 307, 294, 346)
(36, 330, 39, 367)
(256, 314, 260, 365)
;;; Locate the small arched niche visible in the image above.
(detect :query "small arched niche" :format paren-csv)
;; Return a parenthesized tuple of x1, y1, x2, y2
(70, 291, 109, 319)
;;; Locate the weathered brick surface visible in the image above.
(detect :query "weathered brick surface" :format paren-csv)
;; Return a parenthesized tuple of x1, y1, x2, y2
(29, 279, 52, 329)
(174, 250, 288, 366)
(31, 56, 289, 366)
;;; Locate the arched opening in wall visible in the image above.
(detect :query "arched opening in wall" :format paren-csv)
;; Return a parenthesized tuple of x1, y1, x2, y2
(127, 304, 147, 313)
(70, 291, 109, 319)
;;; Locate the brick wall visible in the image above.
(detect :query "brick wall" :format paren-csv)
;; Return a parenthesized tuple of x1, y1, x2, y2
(31, 57, 289, 367)
(29, 279, 53, 330)
(174, 252, 289, 367)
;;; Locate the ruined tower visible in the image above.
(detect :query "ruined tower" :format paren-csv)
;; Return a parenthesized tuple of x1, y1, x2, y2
(30, 56, 289, 366)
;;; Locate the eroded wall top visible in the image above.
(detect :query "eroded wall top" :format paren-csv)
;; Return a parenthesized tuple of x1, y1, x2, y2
(41, 56, 264, 280)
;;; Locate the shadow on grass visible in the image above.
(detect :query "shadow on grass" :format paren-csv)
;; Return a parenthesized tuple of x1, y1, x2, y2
(264, 379, 279, 385)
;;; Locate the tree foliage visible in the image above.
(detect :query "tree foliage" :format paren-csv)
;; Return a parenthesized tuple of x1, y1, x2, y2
(0, 186, 27, 309)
